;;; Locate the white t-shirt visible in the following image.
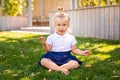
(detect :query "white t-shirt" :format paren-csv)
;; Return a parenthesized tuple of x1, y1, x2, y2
(46, 32, 77, 52)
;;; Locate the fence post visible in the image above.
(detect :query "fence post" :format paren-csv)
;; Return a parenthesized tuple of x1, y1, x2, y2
(70, 0, 74, 9)
(107, 0, 111, 6)
(41, 0, 44, 20)
(74, 0, 79, 9)
(70, 0, 78, 9)
(27, 0, 32, 27)
(98, 0, 100, 6)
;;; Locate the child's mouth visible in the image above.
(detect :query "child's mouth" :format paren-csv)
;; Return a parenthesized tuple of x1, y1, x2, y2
(59, 30, 64, 32)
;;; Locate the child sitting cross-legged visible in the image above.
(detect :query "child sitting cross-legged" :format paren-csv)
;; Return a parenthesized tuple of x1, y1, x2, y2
(39, 8, 90, 75)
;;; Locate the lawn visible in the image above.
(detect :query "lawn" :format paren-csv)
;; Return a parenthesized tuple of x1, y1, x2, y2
(0, 31, 120, 80)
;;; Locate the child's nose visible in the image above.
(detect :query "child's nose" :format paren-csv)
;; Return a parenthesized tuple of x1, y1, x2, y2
(59, 26, 63, 28)
(60, 26, 64, 29)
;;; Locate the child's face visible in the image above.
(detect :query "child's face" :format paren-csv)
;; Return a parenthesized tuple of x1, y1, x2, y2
(55, 17, 70, 35)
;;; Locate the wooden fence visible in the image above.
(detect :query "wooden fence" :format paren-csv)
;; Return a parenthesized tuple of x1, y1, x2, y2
(49, 5, 120, 40)
(0, 16, 27, 31)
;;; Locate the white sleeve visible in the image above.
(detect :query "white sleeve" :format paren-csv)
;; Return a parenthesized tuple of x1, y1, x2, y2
(71, 36, 77, 46)
(46, 36, 52, 45)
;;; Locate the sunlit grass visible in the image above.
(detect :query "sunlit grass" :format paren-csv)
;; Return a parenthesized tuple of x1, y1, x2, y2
(95, 44, 120, 53)
(94, 54, 111, 60)
(79, 42, 120, 53)
(78, 54, 111, 64)
(0, 31, 120, 80)
(115, 60, 120, 65)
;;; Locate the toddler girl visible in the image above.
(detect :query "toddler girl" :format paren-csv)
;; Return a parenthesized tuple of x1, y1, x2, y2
(39, 10, 90, 75)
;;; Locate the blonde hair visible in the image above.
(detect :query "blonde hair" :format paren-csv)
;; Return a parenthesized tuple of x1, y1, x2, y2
(54, 7, 70, 21)
(54, 7, 72, 34)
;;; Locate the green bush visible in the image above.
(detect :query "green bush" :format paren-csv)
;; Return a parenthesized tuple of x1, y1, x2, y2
(3, 0, 26, 16)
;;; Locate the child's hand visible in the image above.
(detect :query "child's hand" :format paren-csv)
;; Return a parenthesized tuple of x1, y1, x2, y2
(39, 37, 46, 45)
(83, 50, 90, 56)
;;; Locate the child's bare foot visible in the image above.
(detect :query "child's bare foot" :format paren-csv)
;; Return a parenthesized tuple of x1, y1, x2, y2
(60, 68, 69, 75)
(48, 68, 69, 75)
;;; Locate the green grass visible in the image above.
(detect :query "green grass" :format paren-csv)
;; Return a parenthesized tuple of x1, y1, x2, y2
(0, 31, 120, 80)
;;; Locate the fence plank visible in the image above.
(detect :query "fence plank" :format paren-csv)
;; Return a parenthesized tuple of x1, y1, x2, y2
(114, 6, 120, 40)
(109, 7, 115, 40)
(100, 7, 105, 39)
(84, 9, 88, 37)
(91, 8, 96, 38)
(76, 10, 80, 36)
(70, 11, 76, 35)
(104, 7, 109, 39)
(95, 8, 100, 38)
(66, 11, 72, 34)
(50, 5, 120, 40)
(87, 9, 92, 37)
(49, 12, 54, 33)
(80, 9, 84, 37)
(79, 9, 83, 37)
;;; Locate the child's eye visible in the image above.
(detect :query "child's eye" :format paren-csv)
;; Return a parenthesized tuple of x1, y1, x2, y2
(57, 24, 61, 26)
(63, 24, 66, 26)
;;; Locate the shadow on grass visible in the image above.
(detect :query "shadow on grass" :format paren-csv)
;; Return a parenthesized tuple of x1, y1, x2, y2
(75, 37, 120, 80)
(0, 33, 48, 80)
(0, 32, 120, 80)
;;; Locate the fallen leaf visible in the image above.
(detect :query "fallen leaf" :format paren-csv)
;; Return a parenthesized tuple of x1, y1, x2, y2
(11, 74, 18, 77)
(43, 77, 47, 80)
(20, 51, 25, 58)
(112, 76, 119, 78)
(5, 69, 12, 73)
(85, 64, 91, 67)
(31, 72, 35, 77)
(0, 54, 3, 57)
(113, 70, 116, 73)
(36, 72, 41, 75)
(86, 77, 88, 80)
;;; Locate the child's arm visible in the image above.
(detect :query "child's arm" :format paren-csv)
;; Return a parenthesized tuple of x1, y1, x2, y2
(71, 45, 90, 56)
(39, 37, 52, 52)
